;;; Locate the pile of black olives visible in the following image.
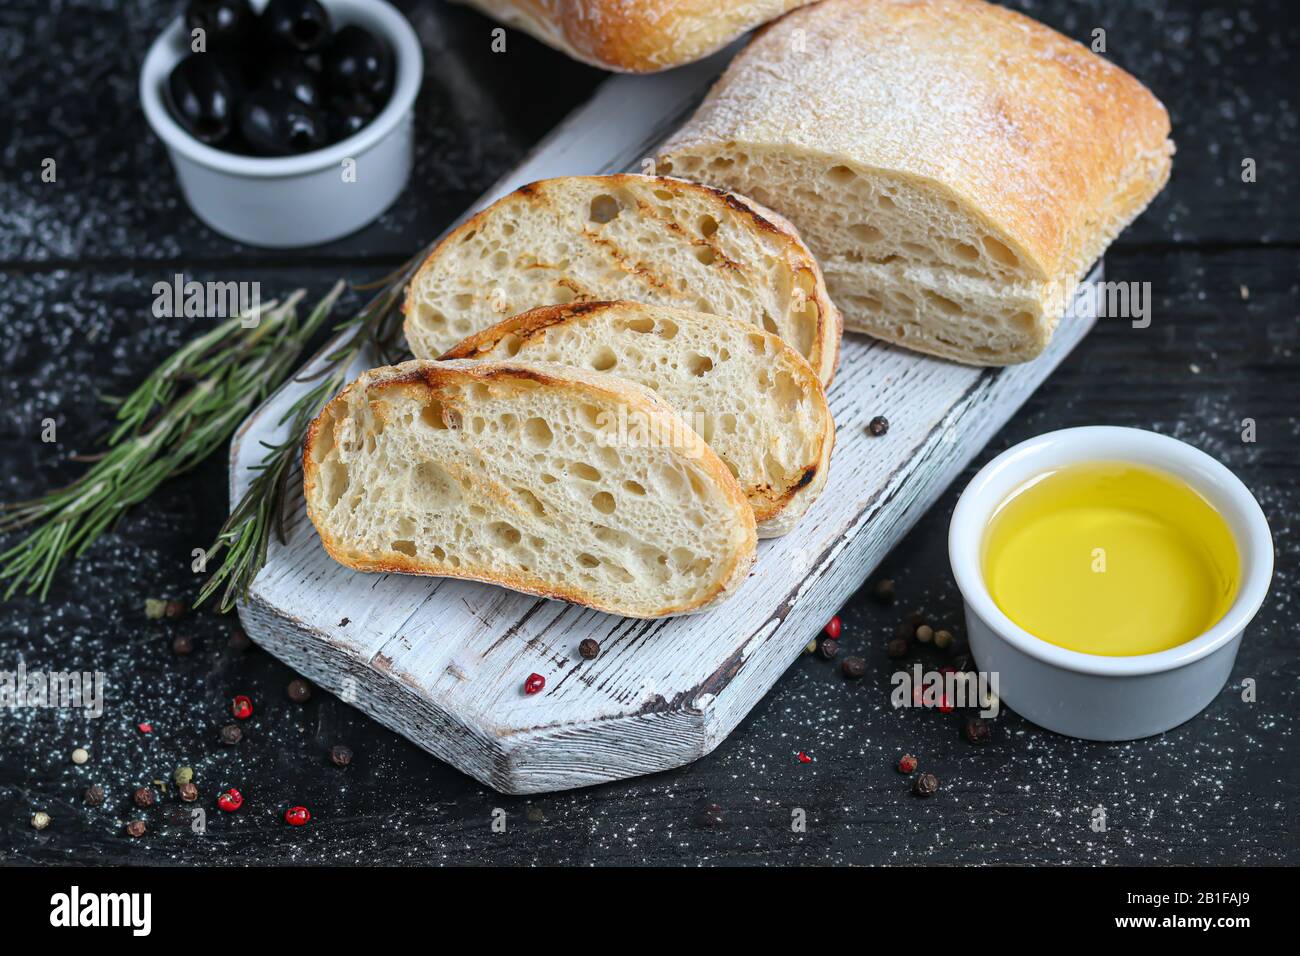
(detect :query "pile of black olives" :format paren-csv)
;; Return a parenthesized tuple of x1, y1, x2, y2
(167, 0, 394, 156)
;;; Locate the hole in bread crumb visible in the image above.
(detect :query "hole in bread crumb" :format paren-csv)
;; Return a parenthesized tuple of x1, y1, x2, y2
(981, 235, 1021, 269)
(523, 417, 553, 447)
(760, 312, 779, 335)
(1010, 311, 1036, 331)
(391, 540, 417, 557)
(622, 316, 656, 333)
(571, 462, 601, 482)
(591, 491, 616, 515)
(924, 292, 962, 315)
(686, 353, 713, 376)
(850, 223, 883, 243)
(488, 522, 522, 546)
(699, 215, 718, 238)
(695, 246, 716, 265)
(515, 487, 546, 517)
(623, 479, 646, 496)
(653, 188, 673, 201)
(590, 347, 617, 371)
(954, 242, 980, 262)
(827, 165, 855, 183)
(578, 553, 600, 568)
(420, 400, 449, 430)
(589, 194, 620, 224)
(877, 194, 896, 209)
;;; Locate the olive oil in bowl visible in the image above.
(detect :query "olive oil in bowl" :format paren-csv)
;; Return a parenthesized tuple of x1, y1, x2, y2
(981, 461, 1240, 656)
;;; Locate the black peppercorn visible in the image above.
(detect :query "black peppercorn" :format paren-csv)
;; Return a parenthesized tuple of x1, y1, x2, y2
(913, 771, 939, 797)
(164, 599, 187, 620)
(178, 781, 199, 802)
(133, 786, 156, 808)
(219, 723, 243, 745)
(818, 638, 839, 659)
(125, 820, 147, 838)
(172, 634, 195, 655)
(897, 754, 918, 774)
(841, 655, 867, 679)
(872, 578, 896, 604)
(894, 620, 916, 640)
(329, 744, 353, 767)
(83, 785, 104, 806)
(578, 638, 600, 660)
(228, 626, 251, 651)
(963, 716, 992, 745)
(286, 678, 312, 703)
(886, 637, 910, 659)
(868, 415, 890, 436)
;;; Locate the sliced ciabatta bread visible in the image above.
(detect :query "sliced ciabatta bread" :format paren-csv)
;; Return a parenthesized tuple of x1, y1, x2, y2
(402, 174, 841, 385)
(658, 0, 1173, 365)
(443, 301, 834, 537)
(303, 359, 757, 619)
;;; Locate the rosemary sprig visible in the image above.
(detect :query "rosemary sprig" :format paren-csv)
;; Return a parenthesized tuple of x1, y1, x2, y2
(0, 286, 338, 601)
(197, 262, 411, 612)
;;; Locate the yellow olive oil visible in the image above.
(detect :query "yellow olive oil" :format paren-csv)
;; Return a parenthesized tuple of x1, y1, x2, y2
(981, 461, 1239, 656)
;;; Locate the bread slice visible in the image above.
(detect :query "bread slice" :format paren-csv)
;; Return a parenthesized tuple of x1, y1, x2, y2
(453, 0, 817, 73)
(658, 0, 1174, 365)
(402, 174, 841, 386)
(444, 301, 835, 537)
(303, 359, 757, 618)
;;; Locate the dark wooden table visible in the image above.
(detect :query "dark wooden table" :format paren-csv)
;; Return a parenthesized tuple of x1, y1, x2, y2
(2, 0, 1296, 866)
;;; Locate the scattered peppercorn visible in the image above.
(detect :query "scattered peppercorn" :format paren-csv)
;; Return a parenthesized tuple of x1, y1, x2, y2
(164, 599, 187, 620)
(915, 624, 934, 644)
(934, 629, 954, 650)
(963, 716, 992, 745)
(125, 820, 146, 838)
(231, 695, 254, 719)
(145, 598, 167, 620)
(897, 754, 918, 774)
(693, 801, 725, 828)
(286, 679, 312, 703)
(172, 634, 194, 655)
(526, 805, 545, 824)
(173, 766, 194, 786)
(83, 786, 104, 806)
(524, 673, 545, 695)
(872, 578, 896, 604)
(886, 637, 910, 659)
(824, 615, 842, 639)
(796, 751, 812, 764)
(894, 620, 916, 640)
(133, 786, 155, 808)
(220, 723, 243, 745)
(818, 638, 840, 659)
(284, 806, 311, 826)
(137, 722, 153, 734)
(329, 744, 353, 767)
(216, 788, 243, 813)
(868, 415, 890, 436)
(228, 626, 251, 651)
(913, 772, 939, 797)
(71, 747, 89, 765)
(31, 811, 51, 831)
(179, 782, 199, 803)
(578, 638, 600, 660)
(804, 638, 818, 654)
(841, 656, 866, 679)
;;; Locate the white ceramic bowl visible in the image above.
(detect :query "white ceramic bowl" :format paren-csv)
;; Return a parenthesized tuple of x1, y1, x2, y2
(140, 0, 422, 247)
(949, 426, 1273, 741)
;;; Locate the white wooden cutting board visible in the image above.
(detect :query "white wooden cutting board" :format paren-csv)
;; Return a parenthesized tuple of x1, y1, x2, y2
(231, 49, 1101, 794)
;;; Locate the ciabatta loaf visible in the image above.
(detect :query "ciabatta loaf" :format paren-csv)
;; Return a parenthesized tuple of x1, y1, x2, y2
(402, 174, 841, 385)
(658, 0, 1174, 365)
(444, 301, 835, 537)
(303, 359, 756, 619)
(453, 0, 817, 73)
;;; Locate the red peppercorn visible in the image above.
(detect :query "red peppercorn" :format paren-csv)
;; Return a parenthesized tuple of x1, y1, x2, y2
(230, 695, 253, 720)
(216, 788, 243, 812)
(897, 754, 918, 774)
(524, 673, 545, 695)
(938, 694, 955, 714)
(796, 751, 812, 764)
(823, 615, 842, 639)
(284, 806, 311, 826)
(137, 722, 153, 734)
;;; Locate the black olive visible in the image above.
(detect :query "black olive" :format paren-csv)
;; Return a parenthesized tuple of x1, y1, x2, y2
(185, 0, 254, 47)
(239, 90, 329, 155)
(262, 0, 332, 53)
(327, 94, 377, 142)
(264, 63, 322, 108)
(168, 53, 239, 145)
(325, 25, 393, 103)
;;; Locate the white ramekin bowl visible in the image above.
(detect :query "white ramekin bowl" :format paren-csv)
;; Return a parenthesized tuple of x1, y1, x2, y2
(140, 0, 422, 247)
(949, 426, 1273, 741)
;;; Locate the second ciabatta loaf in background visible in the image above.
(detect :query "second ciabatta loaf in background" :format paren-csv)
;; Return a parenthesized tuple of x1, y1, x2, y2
(402, 174, 841, 386)
(658, 0, 1174, 365)
(303, 359, 756, 619)
(444, 301, 835, 537)
(453, 0, 817, 72)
